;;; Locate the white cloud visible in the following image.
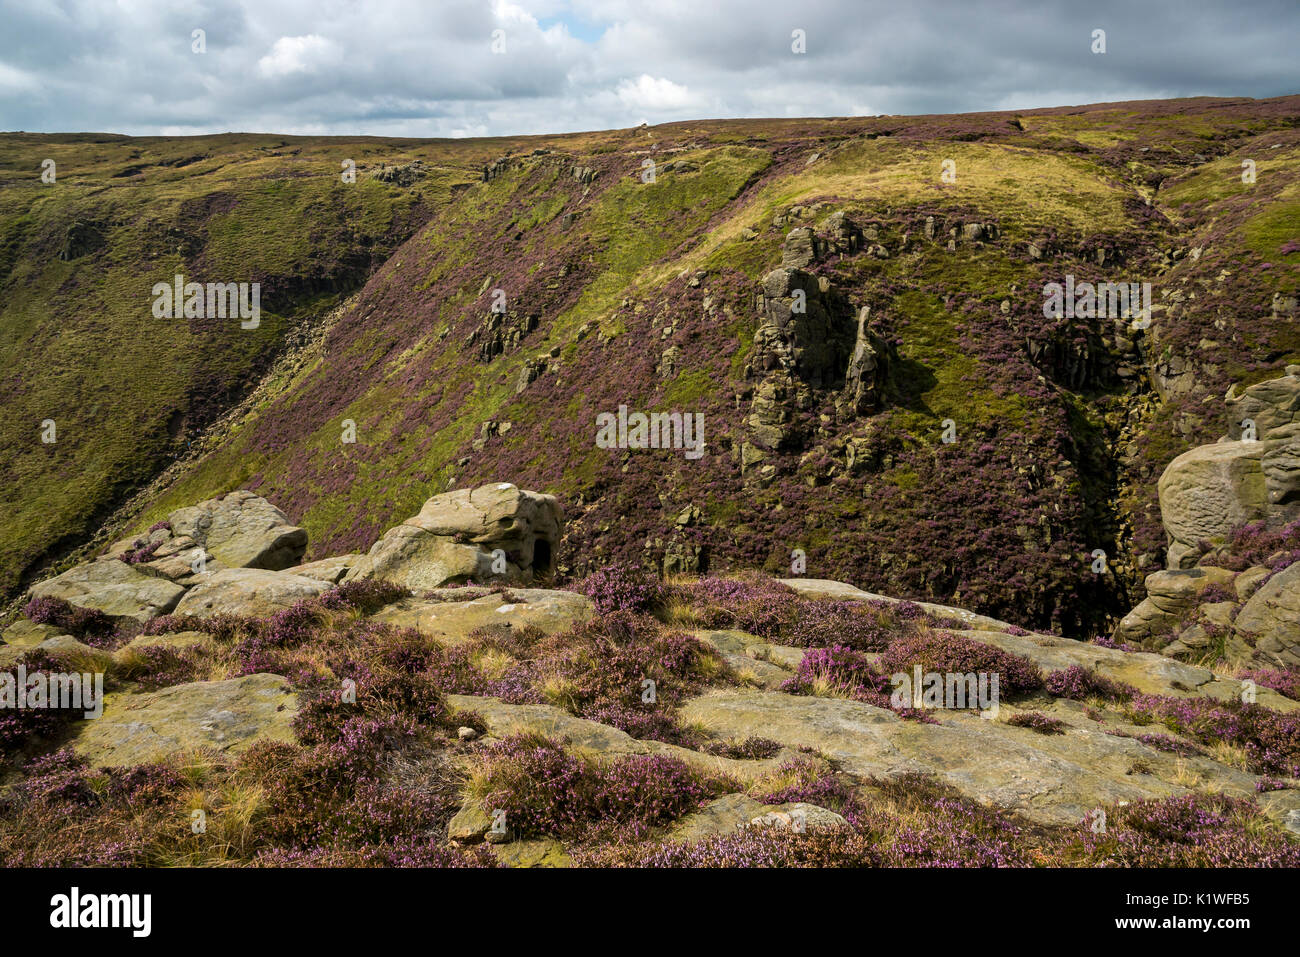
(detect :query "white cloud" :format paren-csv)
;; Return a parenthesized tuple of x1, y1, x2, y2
(257, 35, 339, 78)
(616, 74, 694, 111)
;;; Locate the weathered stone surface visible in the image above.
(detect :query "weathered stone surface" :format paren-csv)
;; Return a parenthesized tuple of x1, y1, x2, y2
(696, 630, 797, 688)
(1114, 567, 1236, 645)
(840, 306, 888, 416)
(284, 555, 360, 584)
(780, 227, 821, 268)
(168, 491, 307, 571)
(0, 634, 111, 670)
(669, 793, 769, 843)
(29, 558, 186, 625)
(373, 588, 592, 644)
(677, 688, 1262, 826)
(345, 526, 486, 591)
(749, 802, 847, 832)
(72, 674, 297, 766)
(2, 618, 65, 647)
(445, 695, 783, 783)
(1234, 563, 1300, 668)
(1225, 371, 1300, 439)
(173, 568, 329, 619)
(346, 483, 562, 589)
(492, 838, 572, 867)
(448, 800, 494, 843)
(668, 793, 847, 843)
(1261, 422, 1300, 507)
(779, 578, 1016, 631)
(1158, 441, 1268, 568)
(117, 630, 211, 655)
(1234, 565, 1271, 601)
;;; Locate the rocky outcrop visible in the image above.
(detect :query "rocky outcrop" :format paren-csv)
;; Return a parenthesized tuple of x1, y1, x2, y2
(469, 310, 539, 362)
(285, 555, 360, 584)
(371, 587, 592, 643)
(1113, 567, 1236, 647)
(1158, 441, 1268, 568)
(29, 558, 186, 625)
(166, 491, 307, 571)
(173, 568, 330, 619)
(1225, 371, 1300, 439)
(72, 674, 297, 767)
(839, 306, 889, 417)
(372, 160, 426, 186)
(1149, 371, 1300, 569)
(743, 218, 893, 453)
(344, 483, 562, 589)
(1234, 563, 1300, 668)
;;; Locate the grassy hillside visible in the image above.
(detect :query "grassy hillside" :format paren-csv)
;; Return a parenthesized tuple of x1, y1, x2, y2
(4, 96, 1298, 636)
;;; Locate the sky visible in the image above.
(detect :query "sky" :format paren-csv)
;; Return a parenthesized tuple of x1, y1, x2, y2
(1, 0, 1296, 137)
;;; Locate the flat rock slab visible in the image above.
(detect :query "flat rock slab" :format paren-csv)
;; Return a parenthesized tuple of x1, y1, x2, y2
(696, 630, 795, 689)
(73, 673, 297, 767)
(0, 635, 111, 670)
(284, 555, 361, 584)
(779, 578, 1018, 631)
(174, 568, 329, 619)
(29, 558, 186, 625)
(676, 688, 1264, 827)
(374, 589, 592, 644)
(2, 619, 66, 647)
(445, 694, 783, 784)
(492, 838, 572, 868)
(961, 629, 1299, 711)
(117, 631, 212, 655)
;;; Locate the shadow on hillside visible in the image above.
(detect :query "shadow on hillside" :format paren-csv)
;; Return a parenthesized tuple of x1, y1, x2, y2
(887, 357, 939, 413)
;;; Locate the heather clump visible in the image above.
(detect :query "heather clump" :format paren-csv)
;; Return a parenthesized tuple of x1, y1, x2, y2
(1133, 733, 1206, 757)
(1069, 794, 1300, 867)
(780, 645, 886, 700)
(1044, 664, 1134, 702)
(752, 755, 862, 821)
(1124, 694, 1300, 778)
(252, 841, 498, 868)
(780, 600, 903, 651)
(448, 613, 724, 746)
(670, 575, 799, 637)
(877, 630, 1044, 695)
(232, 600, 328, 675)
(573, 563, 664, 615)
(118, 539, 161, 565)
(235, 717, 464, 857)
(0, 650, 92, 758)
(581, 773, 1035, 868)
(871, 773, 1031, 867)
(671, 577, 926, 653)
(127, 644, 208, 690)
(1198, 520, 1300, 573)
(702, 736, 782, 760)
(1238, 667, 1300, 702)
(317, 579, 410, 614)
(0, 749, 189, 866)
(292, 633, 449, 747)
(471, 733, 725, 842)
(1005, 711, 1066, 734)
(21, 595, 117, 647)
(576, 826, 884, 867)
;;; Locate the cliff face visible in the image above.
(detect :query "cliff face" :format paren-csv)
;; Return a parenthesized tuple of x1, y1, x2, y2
(3, 95, 1299, 637)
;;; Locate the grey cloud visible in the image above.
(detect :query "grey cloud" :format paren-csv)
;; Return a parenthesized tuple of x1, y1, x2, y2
(0, 0, 1294, 136)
